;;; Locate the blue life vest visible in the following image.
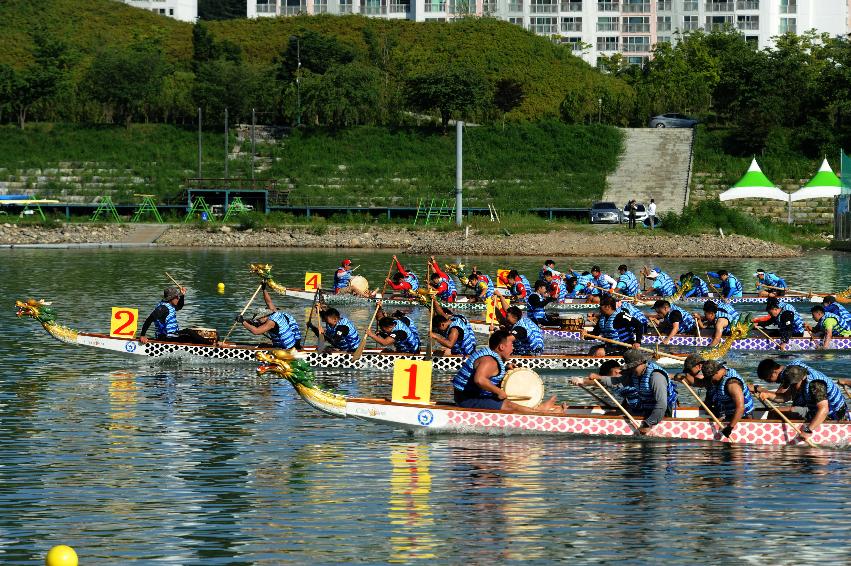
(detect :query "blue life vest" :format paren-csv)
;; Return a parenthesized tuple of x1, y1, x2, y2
(816, 312, 851, 335)
(267, 311, 301, 348)
(453, 348, 506, 399)
(684, 276, 711, 298)
(511, 275, 532, 302)
(572, 273, 592, 298)
(712, 301, 740, 330)
(511, 316, 544, 355)
(403, 272, 419, 292)
(665, 304, 695, 334)
(384, 319, 420, 353)
(621, 361, 678, 413)
(153, 301, 179, 339)
(444, 314, 477, 355)
(526, 292, 547, 323)
(617, 271, 640, 297)
(621, 302, 649, 331)
(776, 301, 805, 334)
(325, 317, 360, 352)
(721, 274, 743, 298)
(710, 368, 754, 420)
(652, 271, 677, 297)
(551, 278, 569, 301)
(786, 360, 848, 420)
(759, 272, 786, 290)
(435, 275, 457, 301)
(824, 302, 851, 328)
(399, 316, 420, 349)
(334, 268, 352, 292)
(590, 274, 612, 296)
(600, 307, 635, 343)
(473, 275, 494, 299)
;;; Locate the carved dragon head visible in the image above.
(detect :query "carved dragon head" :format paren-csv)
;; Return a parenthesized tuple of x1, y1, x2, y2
(835, 285, 851, 304)
(701, 314, 753, 360)
(249, 263, 286, 294)
(669, 278, 694, 301)
(15, 299, 55, 324)
(257, 349, 314, 385)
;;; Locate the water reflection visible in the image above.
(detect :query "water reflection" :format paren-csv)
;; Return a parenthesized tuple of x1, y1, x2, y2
(389, 443, 436, 562)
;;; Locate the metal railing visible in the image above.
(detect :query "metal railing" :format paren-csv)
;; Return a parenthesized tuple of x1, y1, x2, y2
(736, 0, 758, 9)
(737, 20, 759, 30)
(561, 1, 582, 10)
(424, 2, 446, 11)
(682, 20, 699, 31)
(389, 3, 409, 12)
(561, 21, 582, 30)
(657, 0, 671, 9)
(622, 42, 651, 52)
(338, 3, 354, 12)
(529, 23, 558, 33)
(508, 2, 523, 10)
(705, 1, 734, 11)
(362, 4, 386, 13)
(657, 20, 672, 31)
(597, 1, 619, 11)
(683, 0, 697, 9)
(623, 23, 650, 32)
(597, 20, 619, 31)
(313, 3, 329, 12)
(597, 40, 619, 50)
(621, 2, 650, 13)
(531, 3, 558, 13)
(283, 4, 304, 13)
(255, 2, 277, 12)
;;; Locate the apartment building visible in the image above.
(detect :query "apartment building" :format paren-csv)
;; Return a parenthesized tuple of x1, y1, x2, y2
(121, 0, 197, 21)
(247, 0, 849, 66)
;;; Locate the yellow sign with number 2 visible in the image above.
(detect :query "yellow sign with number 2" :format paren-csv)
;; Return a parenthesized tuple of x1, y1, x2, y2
(110, 307, 139, 338)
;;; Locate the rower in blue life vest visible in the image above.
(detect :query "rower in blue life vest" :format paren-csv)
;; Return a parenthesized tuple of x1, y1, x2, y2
(498, 269, 533, 302)
(587, 265, 617, 304)
(756, 298, 805, 350)
(615, 265, 641, 297)
(694, 300, 740, 349)
(822, 295, 851, 327)
(543, 270, 568, 301)
(583, 295, 645, 354)
(754, 269, 787, 297)
(651, 299, 696, 345)
(640, 267, 676, 298)
(707, 269, 743, 299)
(538, 259, 562, 282)
(464, 268, 495, 301)
(385, 256, 419, 295)
(676, 359, 754, 440)
(570, 350, 677, 435)
(368, 310, 421, 353)
(809, 304, 851, 349)
(677, 272, 711, 298)
(755, 358, 850, 442)
(492, 290, 545, 355)
(427, 257, 458, 303)
(526, 279, 562, 327)
(452, 330, 565, 413)
(333, 259, 354, 293)
(139, 285, 186, 344)
(430, 302, 477, 356)
(308, 307, 361, 352)
(235, 282, 302, 349)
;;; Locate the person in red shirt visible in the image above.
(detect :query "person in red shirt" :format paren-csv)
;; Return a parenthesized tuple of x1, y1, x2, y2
(385, 256, 420, 295)
(427, 257, 457, 302)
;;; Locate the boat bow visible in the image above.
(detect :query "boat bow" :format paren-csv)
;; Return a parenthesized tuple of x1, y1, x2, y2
(257, 349, 348, 417)
(15, 298, 79, 344)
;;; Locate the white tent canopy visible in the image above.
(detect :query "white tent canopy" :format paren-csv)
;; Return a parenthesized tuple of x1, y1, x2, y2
(790, 158, 842, 202)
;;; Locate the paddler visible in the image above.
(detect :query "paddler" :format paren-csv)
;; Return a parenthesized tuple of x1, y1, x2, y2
(452, 330, 564, 413)
(754, 269, 786, 297)
(367, 313, 421, 353)
(615, 265, 640, 297)
(385, 256, 419, 295)
(678, 272, 710, 298)
(756, 298, 805, 350)
(582, 295, 644, 353)
(526, 279, 562, 327)
(822, 296, 851, 328)
(539, 259, 562, 281)
(308, 307, 360, 352)
(498, 269, 532, 302)
(755, 359, 850, 440)
(651, 299, 696, 345)
(235, 284, 302, 349)
(688, 360, 754, 439)
(693, 300, 740, 348)
(543, 269, 568, 301)
(430, 302, 477, 356)
(588, 265, 616, 304)
(494, 290, 545, 355)
(333, 259, 354, 294)
(139, 285, 186, 344)
(464, 268, 495, 301)
(809, 304, 851, 349)
(639, 267, 676, 298)
(707, 269, 743, 299)
(428, 257, 458, 303)
(570, 350, 677, 435)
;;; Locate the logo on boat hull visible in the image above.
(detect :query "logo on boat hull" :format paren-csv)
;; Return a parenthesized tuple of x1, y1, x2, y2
(417, 409, 434, 426)
(125, 341, 137, 353)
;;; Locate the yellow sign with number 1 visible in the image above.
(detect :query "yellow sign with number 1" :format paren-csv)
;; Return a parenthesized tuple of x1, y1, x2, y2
(110, 307, 139, 338)
(392, 359, 432, 404)
(304, 272, 322, 291)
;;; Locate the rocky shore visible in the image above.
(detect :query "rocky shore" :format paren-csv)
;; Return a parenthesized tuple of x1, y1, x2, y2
(0, 222, 803, 257)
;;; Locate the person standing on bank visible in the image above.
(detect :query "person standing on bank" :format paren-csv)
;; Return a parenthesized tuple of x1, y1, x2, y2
(648, 198, 657, 230)
(627, 200, 637, 229)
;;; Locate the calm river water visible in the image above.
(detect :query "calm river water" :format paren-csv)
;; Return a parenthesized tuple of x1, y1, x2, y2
(3, 248, 851, 564)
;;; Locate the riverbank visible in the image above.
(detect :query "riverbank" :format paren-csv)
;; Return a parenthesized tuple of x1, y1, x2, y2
(0, 223, 802, 257)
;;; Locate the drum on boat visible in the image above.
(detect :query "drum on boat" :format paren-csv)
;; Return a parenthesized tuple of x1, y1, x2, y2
(501, 368, 544, 408)
(349, 275, 369, 294)
(183, 327, 218, 345)
(558, 314, 584, 331)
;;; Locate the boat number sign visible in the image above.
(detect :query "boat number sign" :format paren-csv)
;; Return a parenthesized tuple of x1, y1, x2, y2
(485, 296, 506, 324)
(110, 307, 139, 339)
(391, 359, 432, 405)
(305, 273, 321, 291)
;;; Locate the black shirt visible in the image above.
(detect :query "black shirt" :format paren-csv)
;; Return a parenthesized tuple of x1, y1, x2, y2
(140, 295, 185, 337)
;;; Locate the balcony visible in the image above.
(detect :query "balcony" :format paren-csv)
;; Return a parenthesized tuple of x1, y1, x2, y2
(682, 21, 699, 31)
(657, 21, 672, 31)
(683, 0, 697, 9)
(623, 23, 650, 32)
(424, 1, 446, 11)
(621, 2, 649, 13)
(256, 2, 277, 12)
(283, 4, 305, 13)
(529, 23, 558, 33)
(622, 42, 650, 52)
(736, 0, 758, 9)
(561, 1, 582, 10)
(597, 21, 619, 31)
(657, 0, 671, 9)
(313, 3, 328, 12)
(531, 3, 558, 13)
(562, 21, 582, 31)
(705, 1, 733, 11)
(597, 41, 619, 51)
(597, 1, 618, 11)
(338, 3, 354, 12)
(361, 4, 386, 14)
(508, 2, 523, 11)
(389, 2, 409, 11)
(737, 20, 758, 30)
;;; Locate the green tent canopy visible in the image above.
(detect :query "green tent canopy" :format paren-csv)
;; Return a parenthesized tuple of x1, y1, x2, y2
(719, 158, 789, 202)
(791, 158, 842, 202)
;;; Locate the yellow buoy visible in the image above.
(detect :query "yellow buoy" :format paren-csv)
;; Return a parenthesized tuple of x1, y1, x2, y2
(46, 545, 78, 566)
(217, 282, 225, 293)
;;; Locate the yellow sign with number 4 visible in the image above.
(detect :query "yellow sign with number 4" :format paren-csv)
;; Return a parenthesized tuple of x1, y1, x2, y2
(110, 307, 139, 338)
(304, 272, 322, 291)
(391, 359, 433, 404)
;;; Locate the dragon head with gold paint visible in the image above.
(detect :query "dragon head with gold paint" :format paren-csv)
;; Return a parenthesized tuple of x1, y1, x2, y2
(15, 299, 55, 324)
(256, 349, 315, 386)
(442, 263, 465, 275)
(701, 314, 753, 360)
(249, 263, 287, 294)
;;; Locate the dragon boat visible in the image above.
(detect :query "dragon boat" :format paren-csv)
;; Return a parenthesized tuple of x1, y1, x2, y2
(257, 350, 851, 447)
(14, 299, 684, 368)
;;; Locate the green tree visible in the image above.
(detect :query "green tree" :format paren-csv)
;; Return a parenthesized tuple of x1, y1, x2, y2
(404, 66, 490, 130)
(0, 64, 13, 123)
(277, 31, 356, 82)
(198, 0, 246, 20)
(301, 63, 382, 128)
(493, 78, 524, 128)
(9, 31, 72, 129)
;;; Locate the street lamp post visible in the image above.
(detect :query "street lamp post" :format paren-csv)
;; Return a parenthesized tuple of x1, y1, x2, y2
(290, 35, 302, 127)
(598, 98, 603, 124)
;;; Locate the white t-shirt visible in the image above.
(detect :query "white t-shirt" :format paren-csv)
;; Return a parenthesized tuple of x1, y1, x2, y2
(648, 202, 657, 216)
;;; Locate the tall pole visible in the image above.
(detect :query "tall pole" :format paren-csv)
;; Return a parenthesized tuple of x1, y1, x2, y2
(455, 120, 463, 227)
(197, 107, 202, 178)
(224, 107, 229, 179)
(251, 108, 256, 182)
(296, 38, 302, 127)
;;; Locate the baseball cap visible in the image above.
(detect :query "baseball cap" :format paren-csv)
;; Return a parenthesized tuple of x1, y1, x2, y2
(622, 350, 649, 370)
(646, 270, 659, 278)
(683, 354, 704, 372)
(163, 286, 182, 301)
(342, 259, 352, 266)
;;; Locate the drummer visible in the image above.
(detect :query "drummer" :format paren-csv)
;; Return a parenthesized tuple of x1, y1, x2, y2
(333, 259, 354, 294)
(452, 330, 564, 414)
(569, 350, 677, 435)
(431, 302, 477, 356)
(139, 285, 186, 344)
(309, 307, 360, 352)
(235, 283, 302, 349)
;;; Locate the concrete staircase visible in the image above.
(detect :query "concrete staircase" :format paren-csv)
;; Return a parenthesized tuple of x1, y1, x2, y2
(603, 128, 695, 214)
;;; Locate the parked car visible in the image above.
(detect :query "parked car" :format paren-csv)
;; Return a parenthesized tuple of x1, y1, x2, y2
(590, 201, 623, 224)
(621, 202, 649, 224)
(649, 113, 698, 128)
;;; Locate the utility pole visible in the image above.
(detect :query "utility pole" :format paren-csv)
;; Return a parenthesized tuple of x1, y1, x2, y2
(197, 107, 202, 178)
(291, 35, 302, 127)
(251, 108, 256, 181)
(455, 120, 463, 227)
(224, 107, 229, 179)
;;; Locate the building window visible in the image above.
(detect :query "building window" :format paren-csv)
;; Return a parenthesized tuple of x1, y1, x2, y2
(622, 16, 649, 33)
(597, 36, 619, 51)
(627, 56, 648, 65)
(256, 1, 277, 13)
(169, 8, 174, 14)
(561, 0, 582, 10)
(745, 35, 759, 45)
(529, 16, 557, 34)
(597, 1, 619, 11)
(339, 0, 353, 13)
(561, 16, 582, 31)
(705, 15, 733, 31)
(736, 0, 758, 9)
(597, 16, 618, 31)
(682, 0, 697, 9)
(623, 36, 650, 52)
(780, 0, 796, 14)
(657, 35, 671, 44)
(705, 0, 733, 12)
(657, 15, 671, 31)
(508, 16, 523, 25)
(561, 36, 584, 50)
(682, 14, 698, 31)
(531, 0, 557, 13)
(622, 0, 649, 13)
(508, 1, 523, 11)
(737, 15, 758, 30)
(657, 0, 671, 9)
(779, 17, 796, 33)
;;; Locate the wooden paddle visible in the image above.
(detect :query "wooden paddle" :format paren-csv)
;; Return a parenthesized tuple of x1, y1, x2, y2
(353, 290, 381, 361)
(379, 257, 397, 298)
(760, 283, 814, 297)
(760, 397, 819, 449)
(165, 272, 182, 289)
(569, 381, 614, 408)
(592, 285, 652, 306)
(753, 324, 784, 349)
(677, 378, 728, 437)
(222, 283, 264, 343)
(305, 286, 322, 347)
(593, 380, 641, 431)
(425, 294, 435, 360)
(583, 332, 688, 361)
